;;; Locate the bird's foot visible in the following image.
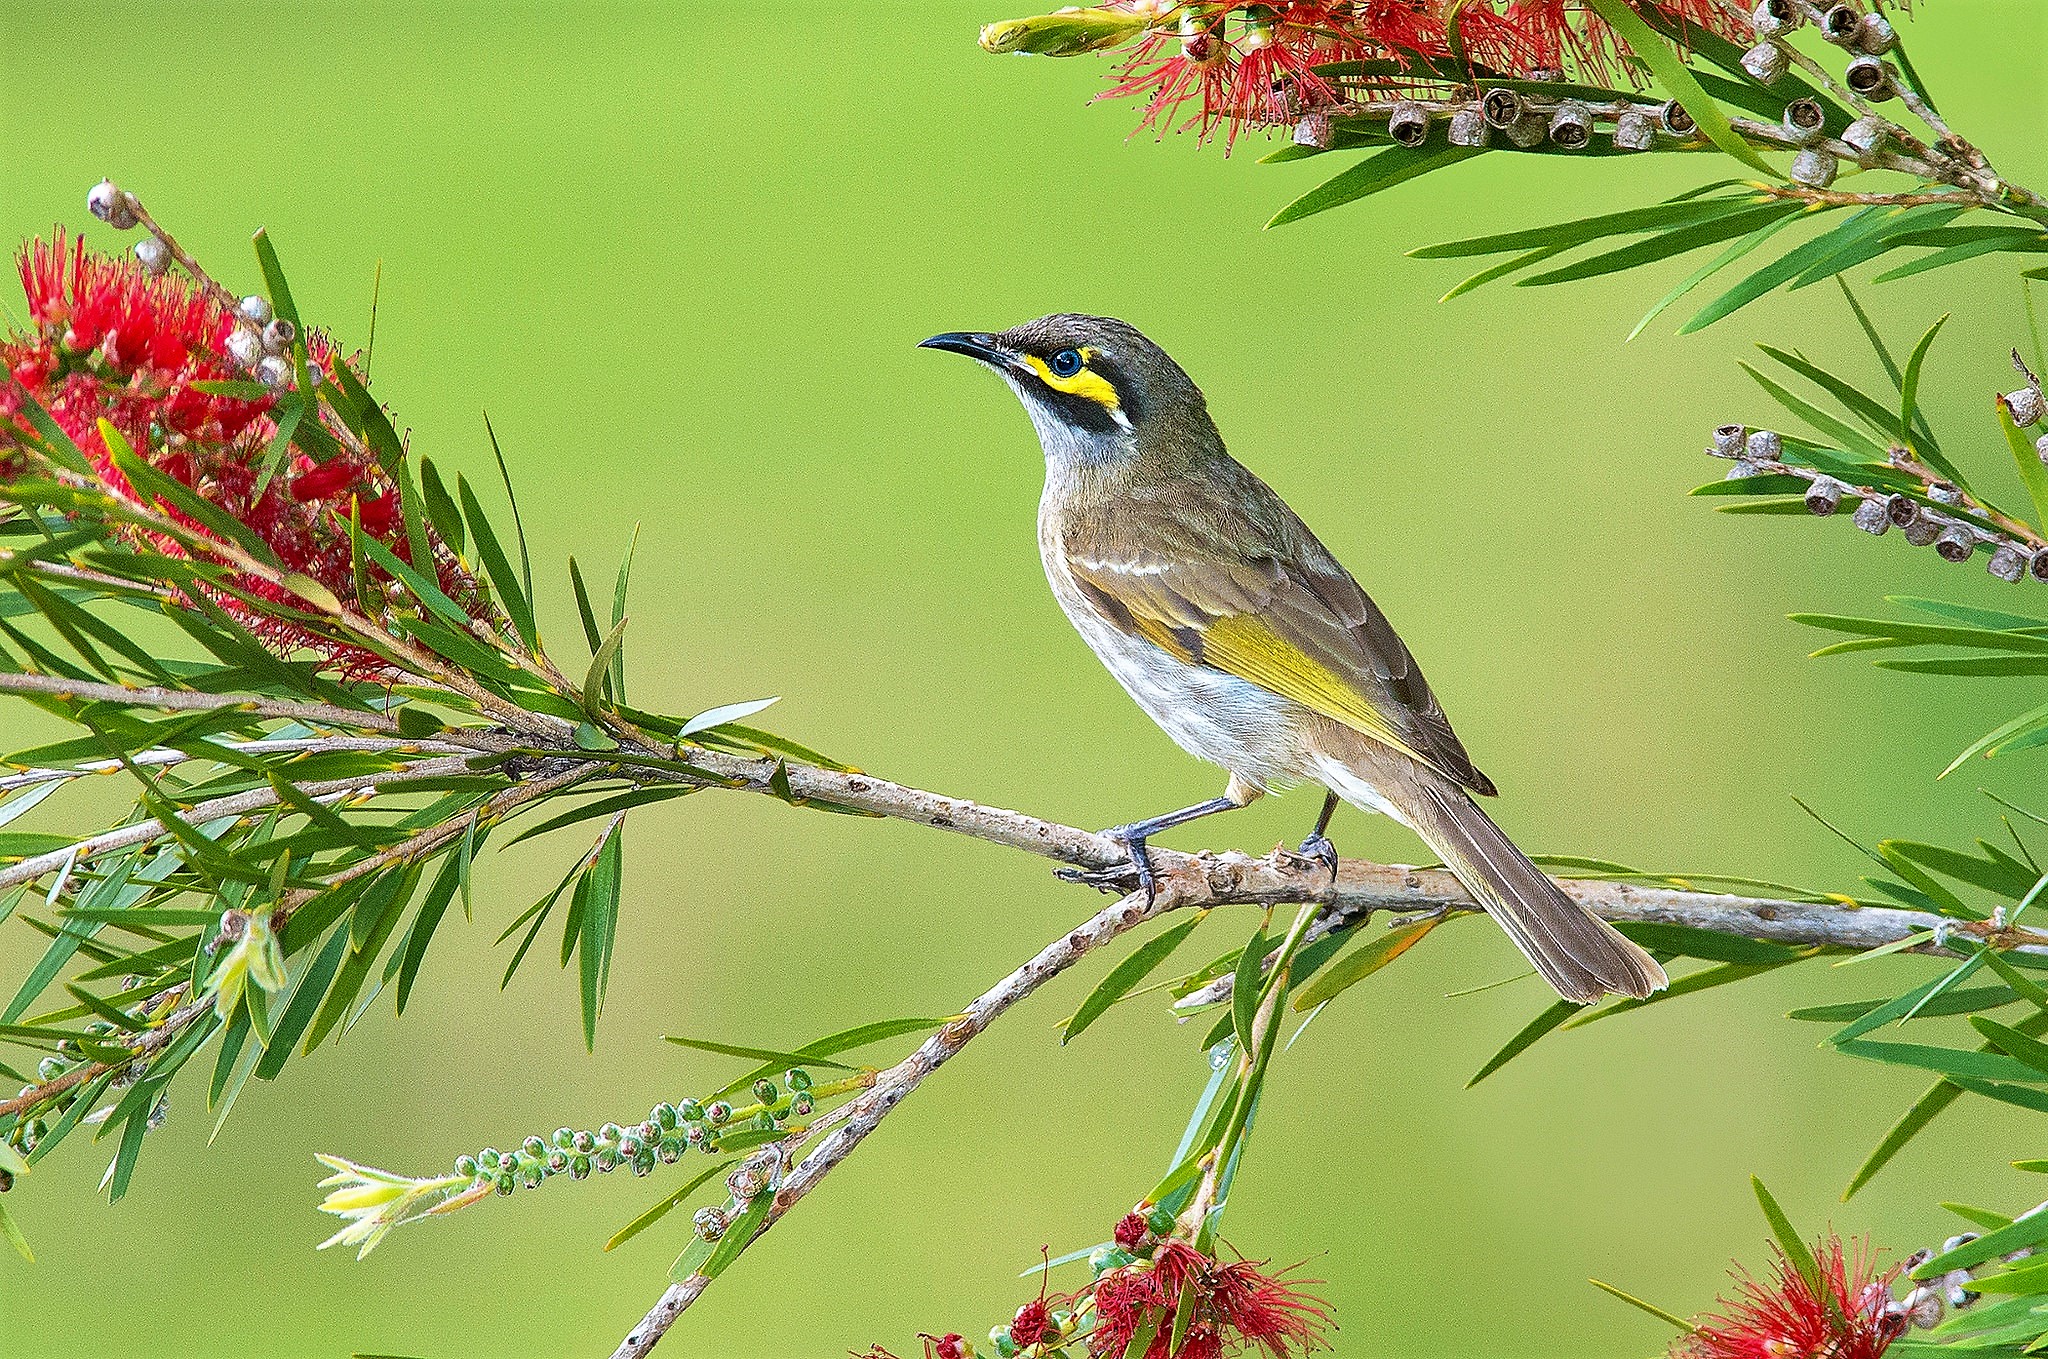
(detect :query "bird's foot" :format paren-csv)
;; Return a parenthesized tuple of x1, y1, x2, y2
(1296, 832, 1339, 885)
(1055, 826, 1158, 904)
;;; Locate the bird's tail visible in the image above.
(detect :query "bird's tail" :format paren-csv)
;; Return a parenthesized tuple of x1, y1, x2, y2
(1316, 749, 1666, 1005)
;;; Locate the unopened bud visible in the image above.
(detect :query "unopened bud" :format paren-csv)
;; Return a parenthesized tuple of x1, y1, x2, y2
(1990, 544, 2027, 582)
(87, 180, 138, 230)
(727, 1165, 764, 1200)
(238, 295, 273, 325)
(1612, 110, 1656, 151)
(1387, 102, 1430, 147)
(1791, 148, 1839, 188)
(692, 1205, 728, 1240)
(1782, 98, 1826, 144)
(1480, 88, 1525, 129)
(1845, 55, 1894, 99)
(1292, 112, 1333, 149)
(1841, 115, 1886, 159)
(2005, 387, 2046, 428)
(1547, 101, 1592, 149)
(1746, 429, 1783, 460)
(1853, 497, 1890, 534)
(1858, 12, 1896, 52)
(133, 236, 170, 276)
(1821, 3, 1863, 46)
(1805, 476, 1846, 515)
(1742, 40, 1788, 84)
(1751, 0, 1798, 36)
(1447, 107, 1490, 147)
(1936, 524, 1977, 562)
(977, 10, 1149, 56)
(225, 327, 263, 366)
(1712, 423, 1747, 457)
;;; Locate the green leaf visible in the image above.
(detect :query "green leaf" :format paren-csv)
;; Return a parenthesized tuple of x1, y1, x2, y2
(1230, 922, 1266, 1053)
(581, 616, 628, 718)
(1468, 999, 1578, 1087)
(1410, 196, 1760, 259)
(700, 1189, 771, 1279)
(0, 1198, 34, 1262)
(1522, 203, 1801, 288)
(1581, 0, 1779, 177)
(1267, 146, 1480, 228)
(604, 1159, 733, 1252)
(662, 1034, 854, 1071)
(1589, 1278, 1693, 1334)
(1752, 1177, 1823, 1298)
(482, 416, 534, 620)
(250, 229, 301, 327)
(1292, 916, 1440, 1010)
(1064, 912, 1205, 1045)
(456, 475, 536, 649)
(1899, 314, 1950, 450)
(1912, 1207, 2048, 1279)
(2000, 402, 2048, 536)
(1627, 207, 1810, 340)
(1971, 1015, 2048, 1077)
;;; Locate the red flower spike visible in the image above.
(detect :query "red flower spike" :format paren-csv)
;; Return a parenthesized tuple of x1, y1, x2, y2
(1116, 1212, 1151, 1251)
(2, 231, 491, 676)
(1676, 1235, 1906, 1359)
(1086, 1238, 1333, 1358)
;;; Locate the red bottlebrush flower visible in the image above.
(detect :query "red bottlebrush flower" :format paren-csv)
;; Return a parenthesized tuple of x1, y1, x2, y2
(923, 1336, 972, 1359)
(1, 230, 491, 676)
(1675, 1236, 1905, 1359)
(1011, 1297, 1060, 1348)
(1116, 1211, 1151, 1251)
(1087, 1239, 1333, 1358)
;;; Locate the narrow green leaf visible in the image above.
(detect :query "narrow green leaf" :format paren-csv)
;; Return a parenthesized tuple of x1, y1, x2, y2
(1267, 146, 1479, 228)
(582, 616, 628, 718)
(661, 1035, 854, 1071)
(1292, 917, 1440, 1010)
(1468, 999, 1578, 1087)
(1589, 1278, 1693, 1333)
(1753, 1177, 1823, 1297)
(1065, 913, 1205, 1045)
(605, 1159, 734, 1252)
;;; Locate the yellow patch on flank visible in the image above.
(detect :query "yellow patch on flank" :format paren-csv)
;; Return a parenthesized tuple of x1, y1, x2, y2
(1020, 348, 1122, 411)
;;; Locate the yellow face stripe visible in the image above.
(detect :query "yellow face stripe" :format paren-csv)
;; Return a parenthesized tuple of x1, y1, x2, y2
(1019, 347, 1122, 414)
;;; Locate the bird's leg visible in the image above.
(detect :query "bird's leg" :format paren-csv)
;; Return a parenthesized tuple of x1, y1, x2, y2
(1297, 789, 1341, 884)
(1059, 777, 1262, 902)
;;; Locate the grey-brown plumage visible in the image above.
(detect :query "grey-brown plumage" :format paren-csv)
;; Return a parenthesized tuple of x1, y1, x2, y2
(922, 314, 1664, 1004)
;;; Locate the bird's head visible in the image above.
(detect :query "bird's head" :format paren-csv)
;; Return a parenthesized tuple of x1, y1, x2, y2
(919, 314, 1216, 472)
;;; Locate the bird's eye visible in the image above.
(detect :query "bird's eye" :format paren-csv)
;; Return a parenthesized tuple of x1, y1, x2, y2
(1049, 348, 1084, 378)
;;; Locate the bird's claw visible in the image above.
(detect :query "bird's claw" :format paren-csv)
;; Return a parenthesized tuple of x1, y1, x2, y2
(1057, 826, 1159, 904)
(1297, 832, 1339, 885)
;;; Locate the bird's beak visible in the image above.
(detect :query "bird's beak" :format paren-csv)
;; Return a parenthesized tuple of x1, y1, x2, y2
(918, 331, 1016, 370)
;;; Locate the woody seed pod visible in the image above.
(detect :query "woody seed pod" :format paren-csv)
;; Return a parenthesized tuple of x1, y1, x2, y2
(1935, 525, 1976, 562)
(225, 326, 263, 366)
(257, 355, 293, 389)
(1741, 40, 1788, 84)
(2031, 548, 2048, 582)
(1845, 55, 1895, 99)
(1746, 429, 1782, 460)
(1821, 4, 1863, 46)
(1902, 512, 1943, 546)
(87, 180, 137, 230)
(1387, 102, 1430, 147)
(1852, 496, 1890, 535)
(1480, 87, 1526, 129)
(2035, 432, 2048, 464)
(1712, 423, 1747, 457)
(1659, 100, 1696, 136)
(1726, 459, 1764, 480)
(1505, 114, 1547, 148)
(1841, 116, 1886, 161)
(1858, 12, 1896, 52)
(1805, 476, 1846, 515)
(1612, 110, 1656, 151)
(1929, 481, 1965, 505)
(1885, 493, 1918, 526)
(1904, 1285, 1945, 1329)
(1791, 147, 1839, 188)
(1447, 107, 1490, 147)
(133, 236, 170, 276)
(1990, 545, 2026, 582)
(261, 318, 296, 354)
(1293, 112, 1333, 149)
(1782, 98, 1826, 144)
(1750, 0, 1797, 36)
(1547, 101, 1592, 148)
(2005, 386, 2046, 428)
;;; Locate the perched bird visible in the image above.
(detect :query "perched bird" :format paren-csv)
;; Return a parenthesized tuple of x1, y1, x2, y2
(920, 314, 1665, 1005)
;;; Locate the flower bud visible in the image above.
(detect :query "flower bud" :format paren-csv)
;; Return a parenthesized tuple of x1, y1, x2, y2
(977, 9, 1149, 56)
(1781, 99, 1826, 144)
(1447, 107, 1489, 147)
(478, 1147, 502, 1169)
(1387, 102, 1430, 147)
(1741, 41, 1788, 84)
(572, 1128, 596, 1153)
(790, 1093, 814, 1116)
(1292, 112, 1333, 149)
(693, 1205, 728, 1240)
(238, 295, 273, 326)
(570, 1154, 592, 1179)
(1480, 88, 1526, 130)
(705, 1101, 732, 1126)
(1845, 55, 1894, 99)
(545, 1150, 569, 1174)
(1805, 476, 1846, 515)
(1791, 148, 1839, 188)
(752, 1078, 779, 1105)
(1612, 110, 1656, 151)
(1745, 429, 1783, 461)
(728, 1165, 764, 1200)
(133, 236, 170, 276)
(225, 326, 264, 367)
(1858, 12, 1896, 52)
(658, 1137, 684, 1164)
(1936, 525, 1977, 562)
(522, 1135, 546, 1160)
(2005, 387, 2046, 428)
(617, 1134, 643, 1159)
(454, 1154, 479, 1178)
(785, 1068, 812, 1092)
(599, 1122, 624, 1144)
(1751, 0, 1798, 36)
(87, 180, 138, 230)
(35, 1056, 63, 1080)
(1990, 545, 2026, 582)
(1547, 101, 1592, 149)
(1853, 497, 1890, 535)
(1821, 4, 1863, 46)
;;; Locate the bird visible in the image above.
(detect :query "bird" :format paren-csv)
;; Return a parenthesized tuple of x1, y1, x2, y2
(919, 314, 1665, 1005)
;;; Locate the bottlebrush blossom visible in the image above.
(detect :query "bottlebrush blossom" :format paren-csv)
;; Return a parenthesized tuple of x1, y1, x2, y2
(1087, 1239, 1333, 1358)
(1064, 0, 1749, 144)
(0, 231, 490, 674)
(1675, 1236, 1906, 1359)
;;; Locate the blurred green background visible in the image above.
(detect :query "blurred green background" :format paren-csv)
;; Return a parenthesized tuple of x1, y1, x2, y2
(3, 3, 2047, 1355)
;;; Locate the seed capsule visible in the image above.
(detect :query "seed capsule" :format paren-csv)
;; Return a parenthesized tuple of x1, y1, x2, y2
(1902, 512, 1943, 547)
(1725, 459, 1764, 480)
(133, 236, 170, 276)
(1781, 98, 1826, 144)
(238, 295, 273, 326)
(1746, 429, 1783, 461)
(1841, 115, 1886, 160)
(1659, 100, 1696, 136)
(261, 318, 296, 354)
(1741, 40, 1788, 84)
(225, 326, 263, 366)
(1821, 3, 1863, 46)
(1845, 55, 1894, 99)
(1712, 424, 1747, 457)
(1929, 481, 1965, 505)
(728, 1165, 764, 1200)
(1852, 497, 1890, 535)
(2031, 548, 2048, 582)
(1547, 101, 1592, 149)
(1805, 476, 1845, 515)
(1904, 1284, 1945, 1328)
(1751, 0, 1797, 35)
(1480, 87, 1525, 129)
(1791, 148, 1839, 188)
(1504, 114, 1546, 148)
(87, 180, 138, 230)
(693, 1205, 728, 1240)
(1387, 102, 1430, 147)
(1292, 112, 1333, 149)
(1858, 12, 1896, 52)
(1447, 107, 1489, 147)
(1935, 525, 1977, 562)
(2005, 387, 2046, 428)
(1611, 110, 1656, 151)
(1990, 545, 2026, 582)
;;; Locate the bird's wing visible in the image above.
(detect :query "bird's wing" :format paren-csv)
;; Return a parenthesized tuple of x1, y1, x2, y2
(1061, 480, 1494, 796)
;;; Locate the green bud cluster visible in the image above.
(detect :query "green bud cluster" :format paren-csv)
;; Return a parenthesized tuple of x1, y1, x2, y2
(450, 1068, 825, 1196)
